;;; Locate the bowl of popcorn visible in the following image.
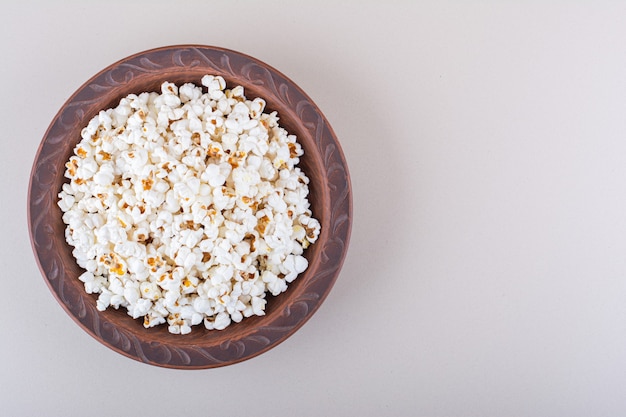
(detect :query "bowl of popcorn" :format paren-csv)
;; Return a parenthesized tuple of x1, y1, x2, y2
(28, 45, 351, 368)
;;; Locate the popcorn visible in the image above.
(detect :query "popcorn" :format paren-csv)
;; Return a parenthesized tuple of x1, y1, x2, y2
(58, 75, 321, 334)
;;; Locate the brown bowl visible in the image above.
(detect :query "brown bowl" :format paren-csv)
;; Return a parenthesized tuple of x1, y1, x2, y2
(28, 45, 352, 369)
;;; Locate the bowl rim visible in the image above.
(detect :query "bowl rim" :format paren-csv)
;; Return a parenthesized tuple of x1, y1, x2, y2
(28, 44, 352, 369)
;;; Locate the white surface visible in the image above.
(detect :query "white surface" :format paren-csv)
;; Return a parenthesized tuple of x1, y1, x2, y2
(3, 1, 626, 416)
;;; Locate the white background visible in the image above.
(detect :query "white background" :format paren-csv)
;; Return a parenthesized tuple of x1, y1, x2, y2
(3, 1, 626, 416)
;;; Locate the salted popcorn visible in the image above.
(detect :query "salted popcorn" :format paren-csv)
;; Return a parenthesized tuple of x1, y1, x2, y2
(58, 76, 321, 334)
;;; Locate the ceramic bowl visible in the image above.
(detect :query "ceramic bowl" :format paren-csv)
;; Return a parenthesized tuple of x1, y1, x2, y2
(28, 45, 351, 368)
